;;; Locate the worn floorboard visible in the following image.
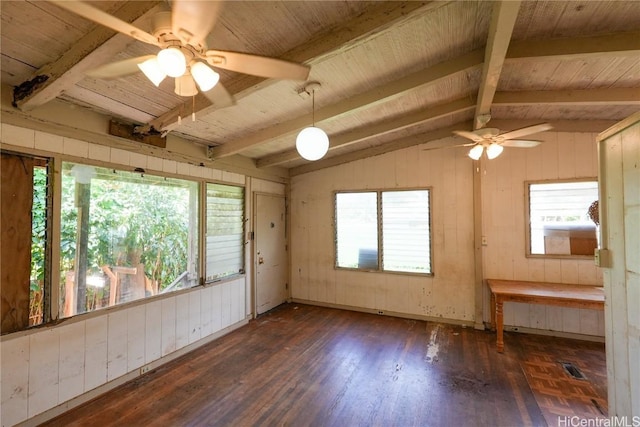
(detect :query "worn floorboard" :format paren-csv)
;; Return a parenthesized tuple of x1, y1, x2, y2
(41, 303, 606, 427)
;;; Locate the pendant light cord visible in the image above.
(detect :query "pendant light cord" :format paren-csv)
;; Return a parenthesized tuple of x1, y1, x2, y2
(312, 89, 316, 127)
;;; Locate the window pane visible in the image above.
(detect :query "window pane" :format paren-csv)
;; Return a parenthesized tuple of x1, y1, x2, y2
(31, 163, 49, 326)
(382, 190, 431, 273)
(529, 181, 599, 255)
(206, 183, 245, 280)
(336, 192, 378, 269)
(60, 163, 199, 317)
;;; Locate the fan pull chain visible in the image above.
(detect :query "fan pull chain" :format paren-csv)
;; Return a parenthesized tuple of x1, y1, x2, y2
(192, 95, 196, 122)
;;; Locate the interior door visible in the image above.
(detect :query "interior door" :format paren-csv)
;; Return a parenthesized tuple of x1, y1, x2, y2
(255, 193, 287, 314)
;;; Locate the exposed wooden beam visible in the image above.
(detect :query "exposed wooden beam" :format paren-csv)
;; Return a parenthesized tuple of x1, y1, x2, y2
(214, 30, 635, 163)
(259, 86, 635, 168)
(506, 30, 640, 62)
(493, 88, 640, 106)
(258, 98, 476, 168)
(289, 122, 473, 177)
(474, 0, 521, 129)
(210, 50, 484, 160)
(13, 1, 162, 111)
(488, 119, 618, 134)
(147, 1, 447, 133)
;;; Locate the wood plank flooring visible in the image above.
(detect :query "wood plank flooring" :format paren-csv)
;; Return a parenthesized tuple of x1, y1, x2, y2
(41, 303, 606, 427)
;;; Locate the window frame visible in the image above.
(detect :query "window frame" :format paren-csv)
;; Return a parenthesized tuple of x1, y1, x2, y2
(333, 188, 433, 276)
(57, 160, 202, 318)
(1, 146, 249, 334)
(204, 181, 246, 283)
(524, 177, 599, 260)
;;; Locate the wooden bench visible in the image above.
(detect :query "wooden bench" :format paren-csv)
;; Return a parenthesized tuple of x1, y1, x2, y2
(487, 279, 605, 352)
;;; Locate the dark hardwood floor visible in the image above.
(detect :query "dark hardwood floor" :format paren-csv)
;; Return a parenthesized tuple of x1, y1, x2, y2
(41, 303, 606, 427)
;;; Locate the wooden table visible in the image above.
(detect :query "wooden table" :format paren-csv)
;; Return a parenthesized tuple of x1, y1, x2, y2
(487, 279, 605, 352)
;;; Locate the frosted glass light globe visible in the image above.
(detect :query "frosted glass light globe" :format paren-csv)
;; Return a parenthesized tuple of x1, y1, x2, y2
(486, 143, 504, 159)
(157, 47, 186, 78)
(468, 144, 484, 160)
(296, 126, 329, 161)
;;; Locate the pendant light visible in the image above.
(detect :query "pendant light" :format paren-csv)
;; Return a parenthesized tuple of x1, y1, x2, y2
(296, 82, 329, 161)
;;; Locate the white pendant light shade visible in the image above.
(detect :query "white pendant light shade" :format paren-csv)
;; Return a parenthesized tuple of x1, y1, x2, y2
(174, 73, 198, 97)
(296, 126, 329, 161)
(486, 143, 504, 159)
(468, 144, 484, 160)
(157, 47, 186, 78)
(137, 57, 167, 87)
(191, 62, 220, 92)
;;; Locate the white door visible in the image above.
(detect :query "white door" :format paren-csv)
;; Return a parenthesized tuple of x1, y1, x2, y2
(255, 193, 288, 314)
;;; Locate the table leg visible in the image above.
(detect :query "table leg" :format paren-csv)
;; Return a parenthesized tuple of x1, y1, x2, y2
(490, 291, 496, 331)
(496, 298, 504, 353)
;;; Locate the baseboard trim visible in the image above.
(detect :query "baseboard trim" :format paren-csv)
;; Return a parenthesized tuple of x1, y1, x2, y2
(501, 324, 605, 343)
(290, 298, 476, 328)
(19, 318, 249, 427)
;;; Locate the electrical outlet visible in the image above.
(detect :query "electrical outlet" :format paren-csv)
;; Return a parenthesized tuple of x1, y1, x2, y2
(140, 365, 151, 375)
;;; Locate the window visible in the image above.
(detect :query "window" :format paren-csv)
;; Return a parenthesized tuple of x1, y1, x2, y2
(335, 189, 432, 274)
(205, 183, 245, 281)
(527, 179, 599, 257)
(59, 162, 199, 317)
(1, 152, 51, 333)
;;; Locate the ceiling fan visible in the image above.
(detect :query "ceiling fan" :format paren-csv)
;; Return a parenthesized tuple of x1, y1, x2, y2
(49, 0, 311, 105)
(453, 123, 553, 160)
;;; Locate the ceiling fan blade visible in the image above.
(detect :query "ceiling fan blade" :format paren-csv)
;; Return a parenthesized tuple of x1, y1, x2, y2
(201, 83, 236, 110)
(453, 130, 484, 143)
(499, 123, 552, 141)
(48, 0, 160, 47)
(423, 142, 474, 151)
(501, 139, 542, 148)
(206, 50, 310, 81)
(171, 0, 223, 47)
(86, 55, 156, 79)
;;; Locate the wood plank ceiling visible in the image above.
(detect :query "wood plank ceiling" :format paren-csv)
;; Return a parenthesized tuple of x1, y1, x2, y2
(2, 1, 639, 175)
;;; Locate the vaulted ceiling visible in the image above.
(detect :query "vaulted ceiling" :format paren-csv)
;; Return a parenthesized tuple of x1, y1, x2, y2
(2, 1, 639, 176)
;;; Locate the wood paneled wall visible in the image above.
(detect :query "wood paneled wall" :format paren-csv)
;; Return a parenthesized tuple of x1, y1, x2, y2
(290, 144, 477, 322)
(0, 123, 248, 426)
(290, 131, 605, 337)
(598, 115, 640, 416)
(481, 132, 604, 337)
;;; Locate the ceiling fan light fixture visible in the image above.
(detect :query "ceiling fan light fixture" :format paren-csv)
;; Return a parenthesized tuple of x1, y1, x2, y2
(137, 57, 167, 87)
(468, 145, 484, 160)
(174, 73, 198, 97)
(191, 62, 220, 92)
(296, 127, 329, 161)
(157, 47, 187, 78)
(486, 143, 504, 160)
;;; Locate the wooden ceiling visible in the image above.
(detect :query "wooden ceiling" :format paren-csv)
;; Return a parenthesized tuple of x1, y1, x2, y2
(2, 1, 639, 175)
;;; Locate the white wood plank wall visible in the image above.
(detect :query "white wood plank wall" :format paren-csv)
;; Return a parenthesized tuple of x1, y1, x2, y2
(599, 117, 640, 416)
(290, 132, 605, 337)
(0, 123, 247, 426)
(481, 131, 604, 336)
(290, 143, 477, 322)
